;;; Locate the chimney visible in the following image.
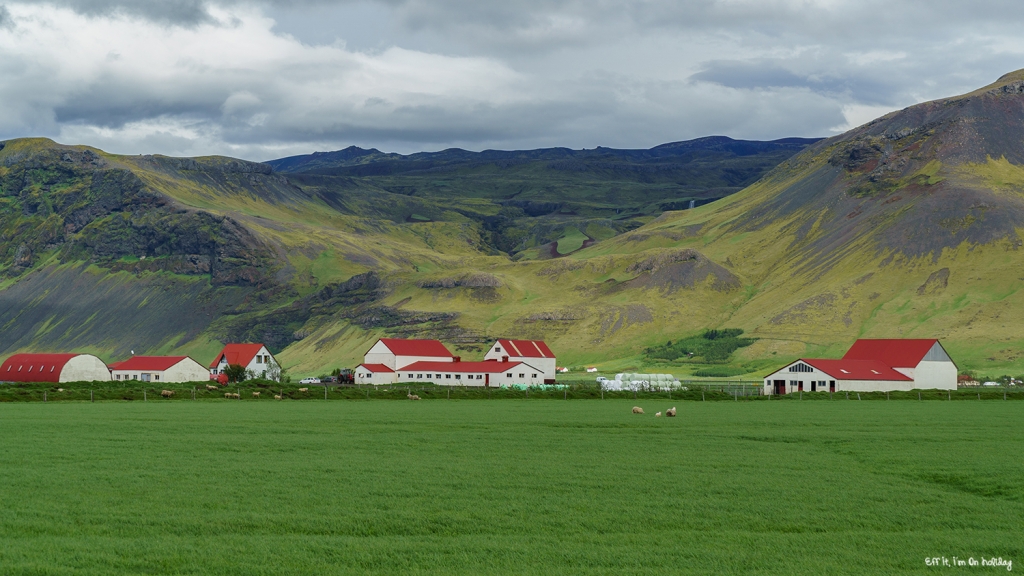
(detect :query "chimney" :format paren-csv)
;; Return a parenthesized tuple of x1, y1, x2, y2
(502, 355, 509, 362)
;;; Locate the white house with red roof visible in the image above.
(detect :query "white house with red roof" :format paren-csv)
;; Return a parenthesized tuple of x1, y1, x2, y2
(356, 338, 455, 384)
(354, 337, 549, 386)
(209, 343, 279, 381)
(109, 356, 209, 383)
(483, 339, 556, 383)
(0, 353, 111, 383)
(362, 338, 455, 370)
(763, 339, 957, 394)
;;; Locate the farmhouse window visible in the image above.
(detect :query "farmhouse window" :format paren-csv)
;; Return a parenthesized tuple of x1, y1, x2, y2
(476, 375, 482, 379)
(456, 375, 461, 379)
(435, 374, 441, 378)
(446, 374, 451, 379)
(495, 347, 501, 352)
(155, 375, 160, 381)
(417, 374, 423, 379)
(519, 373, 524, 378)
(507, 373, 512, 378)
(532, 374, 537, 378)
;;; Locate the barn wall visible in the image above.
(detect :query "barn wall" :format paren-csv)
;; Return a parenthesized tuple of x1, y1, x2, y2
(164, 359, 212, 383)
(914, 361, 957, 390)
(60, 355, 112, 382)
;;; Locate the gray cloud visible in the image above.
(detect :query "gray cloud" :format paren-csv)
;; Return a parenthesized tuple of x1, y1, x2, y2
(0, 1, 1023, 160)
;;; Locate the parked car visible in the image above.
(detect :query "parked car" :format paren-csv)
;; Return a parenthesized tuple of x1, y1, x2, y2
(299, 377, 321, 384)
(982, 381, 1001, 387)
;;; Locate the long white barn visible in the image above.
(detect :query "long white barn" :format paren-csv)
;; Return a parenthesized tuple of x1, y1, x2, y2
(763, 339, 957, 394)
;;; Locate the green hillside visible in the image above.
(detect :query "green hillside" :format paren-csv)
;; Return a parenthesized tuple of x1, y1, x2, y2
(6, 71, 1024, 380)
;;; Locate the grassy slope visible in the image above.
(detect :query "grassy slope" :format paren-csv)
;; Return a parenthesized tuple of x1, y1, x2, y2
(0, 401, 1019, 575)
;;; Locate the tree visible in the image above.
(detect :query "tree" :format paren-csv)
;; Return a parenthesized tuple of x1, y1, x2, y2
(224, 363, 247, 383)
(266, 358, 282, 382)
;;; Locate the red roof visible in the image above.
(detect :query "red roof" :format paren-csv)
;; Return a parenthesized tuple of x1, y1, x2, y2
(842, 339, 939, 367)
(358, 364, 394, 373)
(210, 344, 267, 368)
(800, 359, 912, 381)
(109, 356, 190, 371)
(0, 353, 78, 383)
(399, 360, 530, 373)
(378, 338, 453, 358)
(495, 339, 554, 358)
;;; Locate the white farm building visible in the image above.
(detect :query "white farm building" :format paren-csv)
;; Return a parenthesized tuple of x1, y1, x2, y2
(209, 343, 279, 382)
(763, 339, 957, 394)
(0, 353, 111, 383)
(483, 339, 557, 383)
(109, 356, 210, 383)
(354, 338, 550, 386)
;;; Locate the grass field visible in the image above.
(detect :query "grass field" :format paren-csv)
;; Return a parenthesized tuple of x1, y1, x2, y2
(0, 400, 1020, 575)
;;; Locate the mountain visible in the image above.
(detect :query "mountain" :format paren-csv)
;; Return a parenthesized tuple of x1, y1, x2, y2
(6, 68, 1024, 379)
(0, 135, 815, 374)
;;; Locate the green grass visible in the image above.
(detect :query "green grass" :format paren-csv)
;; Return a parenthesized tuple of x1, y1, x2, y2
(555, 227, 588, 254)
(0, 400, 1021, 574)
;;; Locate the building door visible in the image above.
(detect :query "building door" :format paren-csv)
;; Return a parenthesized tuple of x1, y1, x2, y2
(811, 381, 817, 392)
(798, 381, 803, 392)
(773, 380, 786, 395)
(829, 381, 836, 393)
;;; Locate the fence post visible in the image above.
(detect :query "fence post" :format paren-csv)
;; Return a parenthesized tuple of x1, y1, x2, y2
(918, 392, 921, 401)
(144, 389, 146, 402)
(325, 386, 327, 400)
(978, 392, 981, 400)
(44, 391, 47, 402)
(886, 391, 889, 400)
(846, 391, 849, 400)
(857, 393, 861, 401)
(91, 390, 94, 402)
(948, 390, 951, 401)
(702, 391, 705, 402)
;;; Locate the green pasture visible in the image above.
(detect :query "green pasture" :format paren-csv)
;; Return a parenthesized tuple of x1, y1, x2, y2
(0, 400, 1021, 575)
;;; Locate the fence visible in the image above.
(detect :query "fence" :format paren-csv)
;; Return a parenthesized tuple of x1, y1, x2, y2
(0, 381, 1022, 402)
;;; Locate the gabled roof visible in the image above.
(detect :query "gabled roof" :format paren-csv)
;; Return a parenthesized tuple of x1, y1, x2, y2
(494, 339, 554, 358)
(210, 344, 267, 368)
(109, 356, 189, 371)
(378, 338, 453, 358)
(358, 364, 394, 373)
(0, 353, 78, 383)
(400, 360, 533, 373)
(799, 359, 912, 381)
(842, 339, 940, 368)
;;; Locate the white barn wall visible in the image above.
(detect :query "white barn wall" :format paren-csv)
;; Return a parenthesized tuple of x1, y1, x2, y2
(396, 364, 545, 387)
(163, 359, 211, 383)
(914, 360, 957, 390)
(60, 355, 111, 382)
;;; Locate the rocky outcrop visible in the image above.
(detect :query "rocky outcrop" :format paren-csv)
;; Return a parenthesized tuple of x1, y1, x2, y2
(623, 249, 740, 292)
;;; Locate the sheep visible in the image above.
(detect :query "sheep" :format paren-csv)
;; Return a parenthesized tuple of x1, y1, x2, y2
(632, 406, 644, 414)
(252, 391, 260, 398)
(666, 406, 677, 417)
(655, 411, 662, 417)
(408, 394, 421, 400)
(161, 390, 174, 398)
(298, 387, 309, 393)
(232, 393, 240, 399)
(206, 385, 218, 391)
(57, 388, 64, 392)
(274, 395, 282, 400)
(224, 392, 232, 398)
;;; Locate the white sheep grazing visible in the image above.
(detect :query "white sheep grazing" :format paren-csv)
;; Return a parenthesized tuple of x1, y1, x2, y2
(410, 394, 421, 400)
(206, 385, 218, 391)
(666, 406, 677, 417)
(252, 391, 260, 398)
(224, 392, 232, 399)
(655, 411, 662, 417)
(161, 390, 173, 397)
(632, 406, 644, 414)
(57, 388, 64, 392)
(232, 393, 240, 399)
(298, 387, 309, 393)
(274, 394, 282, 400)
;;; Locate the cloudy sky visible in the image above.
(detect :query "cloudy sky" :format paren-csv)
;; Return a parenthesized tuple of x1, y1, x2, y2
(0, 1, 1022, 160)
